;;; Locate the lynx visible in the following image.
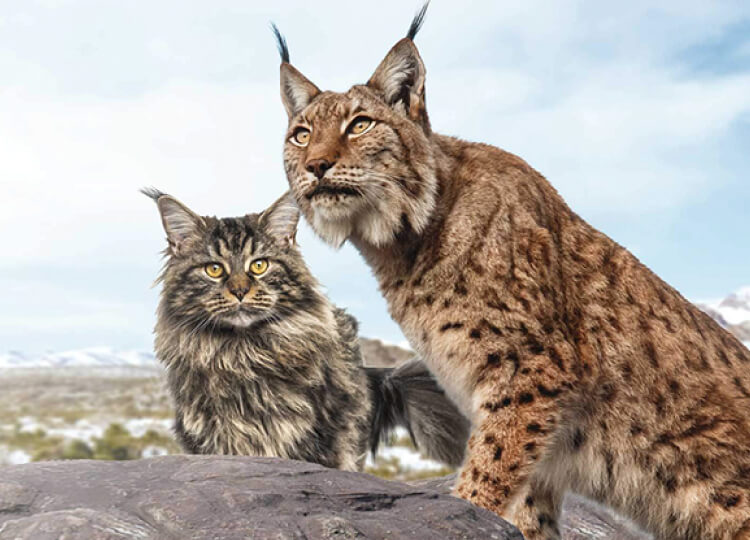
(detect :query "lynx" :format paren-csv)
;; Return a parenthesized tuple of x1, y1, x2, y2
(144, 189, 469, 471)
(272, 8, 750, 540)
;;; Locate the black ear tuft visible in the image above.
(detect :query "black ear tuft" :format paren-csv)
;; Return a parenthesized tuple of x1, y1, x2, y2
(406, 1, 429, 41)
(271, 23, 290, 63)
(140, 186, 165, 203)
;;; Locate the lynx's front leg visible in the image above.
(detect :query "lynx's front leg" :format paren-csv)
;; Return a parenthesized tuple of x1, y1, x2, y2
(456, 389, 565, 539)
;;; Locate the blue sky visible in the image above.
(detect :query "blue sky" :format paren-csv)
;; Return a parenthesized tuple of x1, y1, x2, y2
(1, 1, 748, 353)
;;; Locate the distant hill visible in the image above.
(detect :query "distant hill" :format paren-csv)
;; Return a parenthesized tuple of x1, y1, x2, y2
(696, 286, 750, 343)
(3, 286, 747, 369)
(0, 340, 413, 370)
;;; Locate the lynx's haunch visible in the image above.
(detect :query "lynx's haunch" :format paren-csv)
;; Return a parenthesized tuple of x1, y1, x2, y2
(274, 8, 750, 540)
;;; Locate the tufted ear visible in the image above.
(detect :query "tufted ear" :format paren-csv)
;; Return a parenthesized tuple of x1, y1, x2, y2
(142, 188, 205, 256)
(367, 4, 429, 127)
(272, 24, 321, 118)
(259, 192, 300, 249)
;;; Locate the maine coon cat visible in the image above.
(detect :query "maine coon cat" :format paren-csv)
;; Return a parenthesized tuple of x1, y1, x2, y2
(144, 188, 469, 471)
(272, 8, 750, 539)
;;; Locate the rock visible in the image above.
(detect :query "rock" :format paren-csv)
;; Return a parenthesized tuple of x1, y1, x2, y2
(411, 475, 653, 540)
(359, 338, 414, 368)
(0, 456, 522, 540)
(560, 494, 653, 540)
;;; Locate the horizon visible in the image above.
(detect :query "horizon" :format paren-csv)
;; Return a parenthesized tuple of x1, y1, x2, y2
(1, 1, 748, 353)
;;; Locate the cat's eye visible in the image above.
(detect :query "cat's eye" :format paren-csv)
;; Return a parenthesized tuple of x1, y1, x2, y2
(290, 127, 311, 147)
(249, 259, 269, 275)
(205, 263, 225, 279)
(347, 116, 374, 137)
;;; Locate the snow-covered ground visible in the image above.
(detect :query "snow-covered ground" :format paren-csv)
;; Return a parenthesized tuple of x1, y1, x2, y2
(1, 287, 747, 473)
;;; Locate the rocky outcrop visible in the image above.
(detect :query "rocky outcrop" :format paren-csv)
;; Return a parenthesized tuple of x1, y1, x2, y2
(359, 338, 415, 368)
(0, 456, 522, 540)
(412, 475, 653, 540)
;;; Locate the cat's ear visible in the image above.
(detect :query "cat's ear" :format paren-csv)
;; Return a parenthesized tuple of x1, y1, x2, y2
(259, 192, 300, 249)
(273, 24, 320, 118)
(142, 188, 205, 256)
(367, 4, 429, 126)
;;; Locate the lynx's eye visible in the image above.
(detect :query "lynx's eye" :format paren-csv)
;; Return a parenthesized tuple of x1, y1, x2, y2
(205, 263, 225, 278)
(347, 116, 374, 137)
(290, 127, 311, 147)
(249, 259, 269, 275)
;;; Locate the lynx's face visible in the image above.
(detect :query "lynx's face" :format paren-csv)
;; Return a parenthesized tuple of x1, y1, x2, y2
(278, 37, 438, 248)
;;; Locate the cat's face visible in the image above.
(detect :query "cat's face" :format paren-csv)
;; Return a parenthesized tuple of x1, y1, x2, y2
(279, 38, 437, 248)
(147, 190, 316, 332)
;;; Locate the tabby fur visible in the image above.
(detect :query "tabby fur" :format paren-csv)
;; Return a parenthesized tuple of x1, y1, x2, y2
(145, 189, 469, 471)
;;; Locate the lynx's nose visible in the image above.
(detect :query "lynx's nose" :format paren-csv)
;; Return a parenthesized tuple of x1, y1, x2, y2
(305, 158, 335, 179)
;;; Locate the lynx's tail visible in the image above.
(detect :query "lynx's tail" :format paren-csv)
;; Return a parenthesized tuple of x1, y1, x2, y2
(366, 359, 470, 468)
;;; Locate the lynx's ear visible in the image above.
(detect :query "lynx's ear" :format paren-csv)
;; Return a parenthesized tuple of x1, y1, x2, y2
(272, 24, 321, 118)
(367, 3, 429, 127)
(141, 188, 205, 256)
(259, 192, 300, 249)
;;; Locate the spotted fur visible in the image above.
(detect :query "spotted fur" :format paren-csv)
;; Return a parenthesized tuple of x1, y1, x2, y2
(144, 189, 468, 471)
(274, 12, 750, 539)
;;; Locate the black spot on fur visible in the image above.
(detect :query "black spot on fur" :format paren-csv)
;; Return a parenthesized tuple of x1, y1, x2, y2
(572, 428, 586, 450)
(644, 340, 659, 369)
(519, 393, 534, 404)
(537, 384, 561, 398)
(487, 353, 501, 366)
(469, 328, 481, 339)
(439, 322, 464, 332)
(493, 446, 503, 461)
(527, 423, 542, 433)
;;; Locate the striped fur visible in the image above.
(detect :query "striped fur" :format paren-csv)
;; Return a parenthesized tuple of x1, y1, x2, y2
(144, 189, 468, 471)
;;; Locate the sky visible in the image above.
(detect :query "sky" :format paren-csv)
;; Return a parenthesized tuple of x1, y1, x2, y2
(0, 0, 748, 354)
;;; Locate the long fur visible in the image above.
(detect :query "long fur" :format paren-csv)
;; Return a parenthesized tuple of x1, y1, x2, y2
(277, 11, 750, 539)
(145, 190, 466, 472)
(367, 358, 470, 468)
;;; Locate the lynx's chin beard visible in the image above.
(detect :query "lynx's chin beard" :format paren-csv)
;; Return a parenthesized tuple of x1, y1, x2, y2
(300, 176, 438, 250)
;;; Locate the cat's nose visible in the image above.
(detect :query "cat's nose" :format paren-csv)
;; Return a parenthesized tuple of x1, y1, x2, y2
(229, 286, 250, 301)
(305, 158, 335, 179)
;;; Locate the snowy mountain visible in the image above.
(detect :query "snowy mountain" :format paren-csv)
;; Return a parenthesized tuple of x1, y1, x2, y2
(0, 339, 410, 370)
(0, 348, 157, 370)
(2, 287, 747, 369)
(697, 286, 750, 344)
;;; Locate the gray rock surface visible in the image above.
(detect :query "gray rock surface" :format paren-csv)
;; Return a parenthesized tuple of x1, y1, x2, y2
(0, 456, 522, 540)
(412, 476, 652, 540)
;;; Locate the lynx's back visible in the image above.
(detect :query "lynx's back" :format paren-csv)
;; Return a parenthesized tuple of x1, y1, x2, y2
(273, 10, 750, 539)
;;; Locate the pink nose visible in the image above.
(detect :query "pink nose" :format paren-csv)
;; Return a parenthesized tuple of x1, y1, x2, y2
(305, 158, 334, 179)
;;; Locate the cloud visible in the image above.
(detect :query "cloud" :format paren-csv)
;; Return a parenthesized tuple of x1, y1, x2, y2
(0, 0, 748, 352)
